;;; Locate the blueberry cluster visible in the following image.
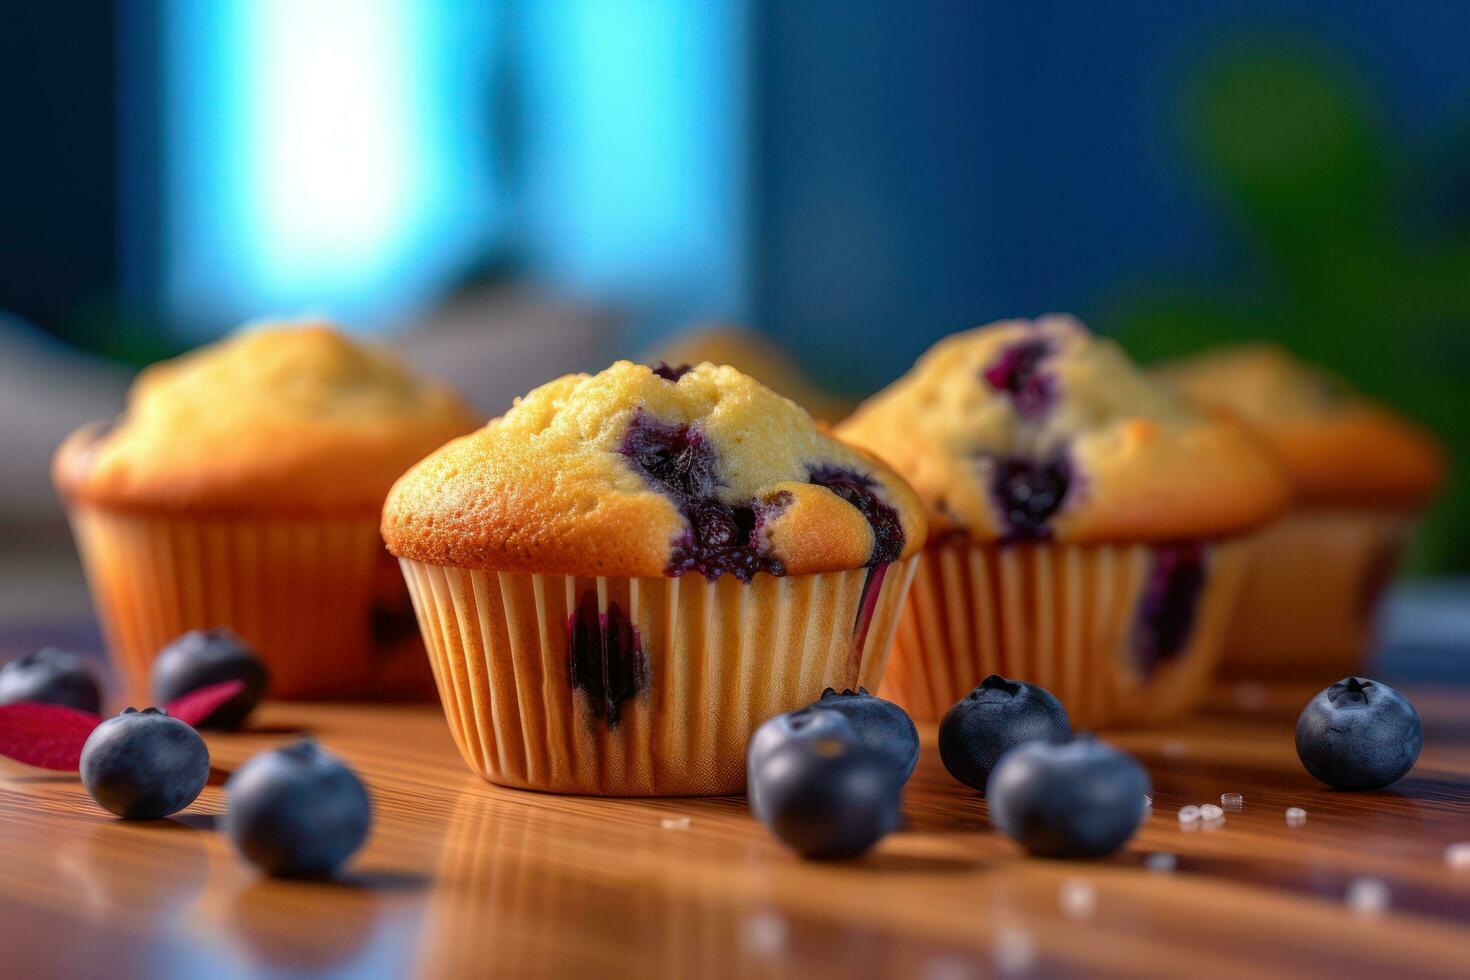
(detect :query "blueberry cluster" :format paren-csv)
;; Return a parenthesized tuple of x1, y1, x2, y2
(746, 689, 915, 859)
(2, 631, 372, 879)
(619, 409, 906, 580)
(942, 675, 1149, 857)
(619, 409, 787, 582)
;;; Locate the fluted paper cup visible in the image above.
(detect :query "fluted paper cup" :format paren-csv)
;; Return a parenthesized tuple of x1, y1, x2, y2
(399, 556, 919, 796)
(880, 538, 1249, 727)
(67, 504, 431, 701)
(1220, 510, 1415, 677)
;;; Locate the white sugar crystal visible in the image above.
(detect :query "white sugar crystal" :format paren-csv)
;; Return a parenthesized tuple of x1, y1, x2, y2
(1220, 793, 1244, 811)
(1199, 804, 1224, 822)
(1446, 842, 1470, 870)
(660, 816, 691, 830)
(1285, 807, 1308, 828)
(1178, 805, 1201, 825)
(1346, 877, 1390, 916)
(1059, 879, 1096, 920)
(1144, 852, 1178, 873)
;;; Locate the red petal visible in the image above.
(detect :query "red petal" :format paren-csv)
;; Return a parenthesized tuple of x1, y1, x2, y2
(166, 679, 246, 728)
(0, 703, 100, 770)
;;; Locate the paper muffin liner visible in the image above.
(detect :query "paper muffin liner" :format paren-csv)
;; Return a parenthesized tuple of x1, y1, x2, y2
(1220, 509, 1416, 677)
(67, 504, 432, 701)
(398, 556, 919, 796)
(879, 537, 1250, 727)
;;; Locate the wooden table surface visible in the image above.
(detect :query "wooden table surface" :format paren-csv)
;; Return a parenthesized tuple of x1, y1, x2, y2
(2, 679, 1468, 979)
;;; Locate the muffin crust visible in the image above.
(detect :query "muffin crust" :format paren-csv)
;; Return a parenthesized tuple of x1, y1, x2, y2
(837, 315, 1290, 543)
(382, 361, 926, 578)
(54, 321, 479, 517)
(1158, 344, 1444, 509)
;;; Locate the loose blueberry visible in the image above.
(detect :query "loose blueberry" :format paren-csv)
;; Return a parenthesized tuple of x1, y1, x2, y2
(747, 707, 861, 821)
(987, 736, 1150, 858)
(748, 735, 900, 859)
(1295, 677, 1422, 791)
(224, 739, 372, 878)
(807, 687, 919, 785)
(150, 629, 269, 730)
(80, 707, 210, 820)
(0, 647, 102, 714)
(939, 675, 1071, 792)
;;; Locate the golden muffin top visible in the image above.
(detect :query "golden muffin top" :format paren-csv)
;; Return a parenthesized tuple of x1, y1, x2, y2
(837, 315, 1290, 543)
(646, 323, 855, 422)
(1157, 344, 1445, 508)
(54, 321, 479, 516)
(382, 360, 927, 578)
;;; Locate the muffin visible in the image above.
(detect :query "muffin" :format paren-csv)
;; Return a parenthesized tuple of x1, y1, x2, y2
(54, 321, 479, 700)
(1159, 344, 1445, 675)
(382, 360, 926, 795)
(838, 315, 1289, 726)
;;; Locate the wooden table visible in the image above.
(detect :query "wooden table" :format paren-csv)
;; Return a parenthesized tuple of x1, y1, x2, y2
(1, 681, 1468, 979)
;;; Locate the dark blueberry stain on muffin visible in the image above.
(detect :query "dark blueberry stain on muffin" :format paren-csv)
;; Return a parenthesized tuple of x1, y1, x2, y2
(619, 408, 786, 581)
(985, 453, 1072, 540)
(566, 591, 646, 727)
(1130, 542, 1207, 677)
(807, 464, 905, 565)
(650, 361, 693, 382)
(982, 340, 1055, 417)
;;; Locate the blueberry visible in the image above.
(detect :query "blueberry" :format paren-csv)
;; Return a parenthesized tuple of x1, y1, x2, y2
(939, 675, 1071, 792)
(150, 629, 269, 730)
(0, 647, 102, 714)
(806, 465, 906, 565)
(1295, 677, 1422, 791)
(747, 707, 861, 821)
(808, 687, 919, 784)
(987, 736, 1149, 858)
(224, 740, 372, 878)
(748, 736, 900, 859)
(80, 707, 210, 819)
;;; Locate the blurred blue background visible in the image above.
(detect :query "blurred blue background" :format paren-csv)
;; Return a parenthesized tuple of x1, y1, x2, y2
(1, 0, 1468, 570)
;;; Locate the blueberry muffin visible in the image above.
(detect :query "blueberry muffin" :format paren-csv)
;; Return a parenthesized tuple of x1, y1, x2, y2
(382, 360, 926, 795)
(54, 321, 479, 699)
(838, 315, 1289, 726)
(1159, 344, 1445, 675)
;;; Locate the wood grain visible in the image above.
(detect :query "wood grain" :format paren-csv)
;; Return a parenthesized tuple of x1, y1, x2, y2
(0, 680, 1467, 978)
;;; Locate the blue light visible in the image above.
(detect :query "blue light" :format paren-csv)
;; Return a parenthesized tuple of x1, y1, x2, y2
(160, 0, 499, 338)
